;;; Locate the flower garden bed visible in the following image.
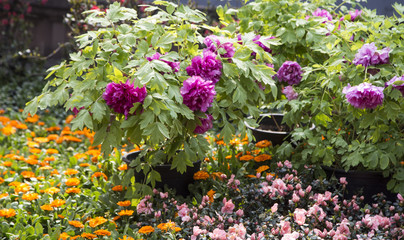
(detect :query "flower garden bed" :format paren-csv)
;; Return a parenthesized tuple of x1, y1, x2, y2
(0, 110, 403, 239)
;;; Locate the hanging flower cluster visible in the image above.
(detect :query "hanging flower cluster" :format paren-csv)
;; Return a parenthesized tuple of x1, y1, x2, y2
(353, 43, 390, 67)
(102, 80, 147, 117)
(342, 82, 384, 109)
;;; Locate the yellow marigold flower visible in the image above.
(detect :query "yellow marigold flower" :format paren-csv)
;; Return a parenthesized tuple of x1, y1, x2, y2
(239, 154, 254, 161)
(34, 137, 49, 143)
(74, 153, 87, 159)
(39, 166, 53, 171)
(58, 232, 71, 240)
(91, 172, 108, 181)
(40, 204, 53, 211)
(9, 181, 21, 187)
(80, 163, 90, 167)
(118, 210, 134, 216)
(88, 216, 108, 228)
(2, 161, 12, 167)
(118, 164, 128, 171)
(29, 148, 42, 154)
(254, 154, 272, 162)
(1, 125, 16, 136)
(255, 140, 271, 148)
(66, 188, 81, 194)
(138, 226, 155, 234)
(65, 178, 80, 186)
(94, 229, 111, 236)
(22, 193, 40, 201)
(44, 187, 60, 194)
(207, 189, 215, 203)
(0, 208, 16, 218)
(81, 233, 97, 239)
(64, 169, 79, 175)
(69, 220, 84, 228)
(256, 165, 270, 173)
(112, 185, 123, 191)
(50, 199, 66, 208)
(119, 236, 135, 240)
(14, 183, 30, 193)
(46, 149, 59, 155)
(21, 171, 36, 178)
(193, 170, 210, 180)
(27, 141, 39, 148)
(0, 193, 9, 199)
(117, 200, 131, 207)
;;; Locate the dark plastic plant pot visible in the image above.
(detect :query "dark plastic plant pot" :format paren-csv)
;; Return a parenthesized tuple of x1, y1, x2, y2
(122, 151, 201, 197)
(245, 113, 291, 145)
(322, 166, 396, 203)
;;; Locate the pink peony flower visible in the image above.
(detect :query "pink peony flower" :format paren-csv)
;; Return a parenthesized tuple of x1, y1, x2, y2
(181, 76, 216, 112)
(186, 50, 222, 84)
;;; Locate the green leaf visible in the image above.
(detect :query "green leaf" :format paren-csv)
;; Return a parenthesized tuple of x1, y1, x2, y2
(367, 151, 379, 169)
(232, 87, 247, 105)
(223, 63, 238, 77)
(314, 113, 332, 127)
(157, 122, 170, 139)
(91, 101, 106, 122)
(380, 154, 389, 170)
(152, 60, 172, 72)
(71, 110, 93, 130)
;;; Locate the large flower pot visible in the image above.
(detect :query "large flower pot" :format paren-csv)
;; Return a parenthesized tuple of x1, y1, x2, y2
(122, 151, 201, 197)
(245, 113, 291, 145)
(322, 166, 396, 203)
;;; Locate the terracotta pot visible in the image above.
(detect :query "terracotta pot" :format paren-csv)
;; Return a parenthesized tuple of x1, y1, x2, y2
(122, 151, 201, 197)
(245, 113, 291, 145)
(322, 166, 395, 203)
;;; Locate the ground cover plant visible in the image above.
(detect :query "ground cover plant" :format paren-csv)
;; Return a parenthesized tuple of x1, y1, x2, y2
(0, 109, 403, 239)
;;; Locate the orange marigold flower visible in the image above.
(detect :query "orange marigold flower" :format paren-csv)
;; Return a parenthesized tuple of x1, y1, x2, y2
(193, 170, 210, 180)
(256, 165, 270, 173)
(119, 236, 135, 240)
(25, 114, 39, 123)
(88, 216, 108, 228)
(40, 204, 54, 211)
(112, 185, 123, 191)
(118, 210, 134, 216)
(51, 169, 60, 175)
(321, 135, 325, 141)
(58, 232, 71, 240)
(74, 153, 87, 159)
(91, 172, 108, 181)
(254, 154, 272, 162)
(255, 140, 271, 148)
(47, 134, 59, 141)
(239, 154, 254, 161)
(58, 214, 65, 219)
(69, 220, 84, 228)
(0, 193, 9, 199)
(0, 208, 16, 218)
(46, 126, 61, 132)
(22, 193, 40, 201)
(79, 163, 90, 167)
(44, 156, 56, 162)
(66, 188, 81, 194)
(117, 200, 131, 207)
(157, 221, 179, 232)
(25, 158, 39, 165)
(64, 169, 79, 175)
(94, 229, 111, 236)
(246, 174, 257, 178)
(65, 178, 80, 186)
(118, 164, 128, 171)
(36, 176, 45, 181)
(39, 166, 53, 171)
(27, 141, 39, 148)
(207, 189, 215, 203)
(2, 161, 12, 167)
(29, 148, 42, 154)
(21, 171, 36, 178)
(44, 187, 60, 195)
(0, 177, 4, 184)
(138, 226, 155, 234)
(64, 136, 82, 142)
(1, 125, 16, 136)
(14, 183, 30, 193)
(46, 149, 59, 155)
(50, 199, 66, 208)
(34, 137, 49, 143)
(81, 233, 97, 239)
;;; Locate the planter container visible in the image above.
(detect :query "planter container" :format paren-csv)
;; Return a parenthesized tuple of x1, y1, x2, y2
(245, 113, 291, 145)
(322, 166, 396, 203)
(123, 151, 201, 197)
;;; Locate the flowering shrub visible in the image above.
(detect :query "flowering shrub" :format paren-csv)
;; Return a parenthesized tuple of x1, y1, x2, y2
(217, 0, 404, 193)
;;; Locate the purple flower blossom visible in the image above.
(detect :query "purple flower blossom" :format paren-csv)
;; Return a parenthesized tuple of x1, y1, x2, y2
(342, 82, 384, 109)
(312, 8, 333, 21)
(204, 35, 235, 58)
(353, 43, 390, 67)
(194, 114, 213, 134)
(282, 86, 298, 100)
(103, 80, 147, 117)
(181, 76, 216, 112)
(385, 75, 404, 96)
(277, 61, 303, 85)
(370, 47, 390, 65)
(186, 51, 223, 84)
(349, 9, 362, 21)
(147, 52, 180, 72)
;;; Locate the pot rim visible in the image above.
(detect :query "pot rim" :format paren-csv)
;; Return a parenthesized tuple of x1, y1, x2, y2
(245, 113, 290, 135)
(122, 151, 202, 167)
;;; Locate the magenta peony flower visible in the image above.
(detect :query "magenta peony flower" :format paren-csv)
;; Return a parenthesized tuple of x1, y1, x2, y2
(147, 52, 180, 72)
(252, 35, 274, 54)
(349, 9, 362, 21)
(204, 36, 235, 59)
(103, 80, 147, 117)
(385, 75, 404, 96)
(353, 43, 377, 67)
(282, 86, 298, 100)
(342, 82, 384, 109)
(370, 47, 390, 65)
(186, 50, 223, 84)
(312, 8, 333, 21)
(277, 61, 303, 85)
(194, 114, 213, 134)
(181, 76, 216, 112)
